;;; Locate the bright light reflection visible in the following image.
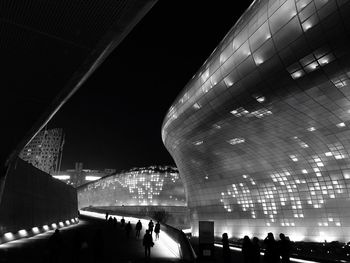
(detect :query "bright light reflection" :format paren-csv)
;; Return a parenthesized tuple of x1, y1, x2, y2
(85, 176, 101, 181)
(51, 223, 57, 229)
(32, 227, 40, 234)
(59, 222, 64, 227)
(18, 229, 28, 237)
(4, 232, 14, 241)
(53, 175, 70, 180)
(43, 225, 49, 231)
(65, 220, 70, 225)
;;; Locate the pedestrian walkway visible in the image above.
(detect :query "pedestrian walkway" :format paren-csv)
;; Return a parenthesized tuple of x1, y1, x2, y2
(0, 214, 180, 263)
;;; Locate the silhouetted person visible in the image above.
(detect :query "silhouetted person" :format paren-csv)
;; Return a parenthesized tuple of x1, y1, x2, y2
(92, 229, 104, 263)
(108, 216, 113, 226)
(72, 230, 83, 262)
(279, 233, 291, 263)
(125, 221, 132, 238)
(105, 212, 109, 220)
(264, 233, 279, 263)
(148, 220, 154, 235)
(143, 229, 154, 258)
(135, 220, 142, 239)
(222, 233, 231, 263)
(48, 229, 63, 263)
(121, 217, 125, 227)
(113, 217, 117, 228)
(154, 221, 160, 240)
(252, 237, 261, 263)
(242, 235, 253, 263)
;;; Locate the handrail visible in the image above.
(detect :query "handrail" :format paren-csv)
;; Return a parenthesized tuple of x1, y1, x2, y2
(158, 222, 197, 262)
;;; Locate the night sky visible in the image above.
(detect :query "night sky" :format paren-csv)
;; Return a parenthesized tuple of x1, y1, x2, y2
(49, 1, 251, 171)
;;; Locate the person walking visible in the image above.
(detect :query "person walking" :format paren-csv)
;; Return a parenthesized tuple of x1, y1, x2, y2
(278, 233, 291, 263)
(125, 221, 132, 238)
(135, 220, 142, 239)
(222, 233, 231, 263)
(148, 220, 154, 235)
(242, 235, 253, 263)
(252, 237, 261, 263)
(48, 229, 63, 263)
(154, 221, 160, 240)
(143, 229, 154, 259)
(263, 233, 279, 263)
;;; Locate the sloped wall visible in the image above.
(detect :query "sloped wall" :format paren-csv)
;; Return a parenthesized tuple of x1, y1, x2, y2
(0, 158, 77, 234)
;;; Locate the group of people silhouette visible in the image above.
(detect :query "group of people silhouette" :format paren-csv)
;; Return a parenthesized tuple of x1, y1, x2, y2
(222, 232, 291, 263)
(105, 213, 161, 259)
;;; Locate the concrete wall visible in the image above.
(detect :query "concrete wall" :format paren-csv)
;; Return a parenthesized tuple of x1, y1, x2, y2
(0, 158, 77, 234)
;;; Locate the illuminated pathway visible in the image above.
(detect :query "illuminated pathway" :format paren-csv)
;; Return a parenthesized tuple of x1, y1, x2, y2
(0, 210, 324, 263)
(0, 213, 181, 263)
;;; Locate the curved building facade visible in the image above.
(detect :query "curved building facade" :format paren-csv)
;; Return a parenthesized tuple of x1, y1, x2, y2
(78, 166, 186, 208)
(162, 0, 350, 242)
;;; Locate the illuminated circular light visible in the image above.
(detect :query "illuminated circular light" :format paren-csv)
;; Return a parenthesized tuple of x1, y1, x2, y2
(319, 58, 328, 65)
(303, 23, 312, 31)
(4, 232, 14, 241)
(255, 58, 264, 65)
(43, 225, 49, 231)
(32, 227, 40, 234)
(65, 220, 70, 225)
(18, 229, 28, 237)
(71, 219, 75, 223)
(256, 96, 265, 103)
(51, 223, 57, 229)
(337, 122, 346, 128)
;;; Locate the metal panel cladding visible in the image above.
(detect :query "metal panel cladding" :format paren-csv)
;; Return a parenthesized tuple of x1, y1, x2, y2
(162, 0, 350, 242)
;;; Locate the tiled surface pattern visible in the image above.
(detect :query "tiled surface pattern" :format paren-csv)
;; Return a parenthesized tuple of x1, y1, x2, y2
(162, 0, 350, 242)
(78, 166, 186, 208)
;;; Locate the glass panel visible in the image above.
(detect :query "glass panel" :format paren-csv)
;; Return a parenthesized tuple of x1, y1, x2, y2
(273, 16, 303, 51)
(298, 2, 316, 22)
(233, 41, 251, 66)
(249, 21, 271, 52)
(253, 39, 275, 66)
(302, 14, 320, 32)
(233, 26, 249, 51)
(297, 0, 313, 11)
(269, 0, 297, 34)
(220, 42, 234, 64)
(221, 54, 236, 78)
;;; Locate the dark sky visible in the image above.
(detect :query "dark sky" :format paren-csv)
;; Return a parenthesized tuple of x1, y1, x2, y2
(49, 1, 251, 171)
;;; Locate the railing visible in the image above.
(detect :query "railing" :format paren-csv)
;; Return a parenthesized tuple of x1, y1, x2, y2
(160, 222, 197, 262)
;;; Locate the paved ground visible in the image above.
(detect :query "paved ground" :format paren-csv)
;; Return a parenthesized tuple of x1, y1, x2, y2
(0, 216, 180, 263)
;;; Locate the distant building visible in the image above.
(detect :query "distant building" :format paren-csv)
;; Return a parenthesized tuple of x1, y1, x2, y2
(77, 165, 186, 208)
(19, 128, 64, 175)
(53, 162, 116, 187)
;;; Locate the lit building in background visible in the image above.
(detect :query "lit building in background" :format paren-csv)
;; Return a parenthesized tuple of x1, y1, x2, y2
(53, 162, 116, 187)
(19, 128, 64, 174)
(77, 166, 186, 208)
(162, 0, 350, 242)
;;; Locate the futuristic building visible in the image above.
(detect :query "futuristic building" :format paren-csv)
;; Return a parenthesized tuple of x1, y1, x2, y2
(78, 166, 186, 208)
(162, 0, 350, 242)
(19, 128, 64, 175)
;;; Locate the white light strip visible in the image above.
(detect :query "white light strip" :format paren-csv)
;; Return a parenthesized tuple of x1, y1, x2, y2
(214, 243, 320, 263)
(0, 218, 78, 248)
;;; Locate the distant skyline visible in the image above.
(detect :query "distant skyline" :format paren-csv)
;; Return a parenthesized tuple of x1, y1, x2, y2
(48, 1, 251, 171)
